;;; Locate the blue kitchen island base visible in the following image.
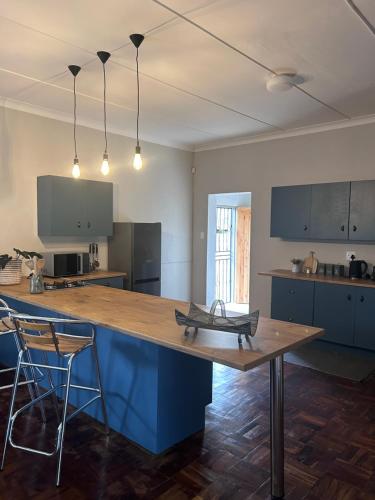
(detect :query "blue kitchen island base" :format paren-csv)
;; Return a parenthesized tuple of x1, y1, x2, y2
(0, 297, 213, 454)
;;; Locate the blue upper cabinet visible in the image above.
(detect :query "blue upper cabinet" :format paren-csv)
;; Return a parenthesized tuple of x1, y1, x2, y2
(83, 179, 113, 236)
(269, 181, 375, 241)
(37, 176, 113, 237)
(270, 185, 311, 239)
(310, 182, 350, 240)
(349, 180, 375, 241)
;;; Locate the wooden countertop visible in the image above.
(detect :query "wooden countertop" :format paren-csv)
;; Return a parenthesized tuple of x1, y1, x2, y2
(259, 269, 375, 288)
(0, 280, 323, 372)
(44, 271, 127, 283)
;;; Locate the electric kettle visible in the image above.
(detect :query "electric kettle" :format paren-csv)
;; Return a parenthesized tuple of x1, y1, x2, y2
(349, 257, 368, 279)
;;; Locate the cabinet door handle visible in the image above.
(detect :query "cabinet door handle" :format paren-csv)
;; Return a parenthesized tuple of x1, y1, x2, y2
(347, 294, 352, 301)
(303, 225, 308, 232)
(353, 225, 357, 232)
(289, 289, 295, 295)
(87, 221, 91, 229)
(360, 295, 365, 303)
(340, 225, 345, 232)
(77, 221, 81, 228)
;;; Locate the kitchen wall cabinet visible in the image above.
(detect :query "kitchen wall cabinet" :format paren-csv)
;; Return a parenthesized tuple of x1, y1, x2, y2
(83, 180, 113, 236)
(270, 276, 375, 350)
(270, 185, 311, 239)
(310, 182, 350, 240)
(38, 176, 113, 237)
(349, 180, 375, 241)
(271, 277, 314, 325)
(270, 180, 375, 241)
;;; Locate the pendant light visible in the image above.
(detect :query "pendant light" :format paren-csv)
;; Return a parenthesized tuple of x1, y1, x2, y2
(130, 33, 144, 171)
(68, 65, 81, 178)
(97, 51, 111, 176)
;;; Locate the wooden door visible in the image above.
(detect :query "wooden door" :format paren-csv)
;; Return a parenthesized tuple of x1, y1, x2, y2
(235, 207, 251, 304)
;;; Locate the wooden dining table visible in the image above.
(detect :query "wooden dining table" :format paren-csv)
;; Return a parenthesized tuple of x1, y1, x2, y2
(0, 280, 324, 499)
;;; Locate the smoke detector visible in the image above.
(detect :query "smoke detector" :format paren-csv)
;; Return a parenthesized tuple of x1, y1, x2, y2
(266, 72, 304, 93)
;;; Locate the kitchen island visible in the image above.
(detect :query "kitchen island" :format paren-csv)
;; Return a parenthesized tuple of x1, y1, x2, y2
(0, 280, 323, 499)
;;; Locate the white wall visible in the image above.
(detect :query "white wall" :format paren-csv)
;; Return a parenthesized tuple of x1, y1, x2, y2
(193, 123, 375, 315)
(0, 107, 193, 300)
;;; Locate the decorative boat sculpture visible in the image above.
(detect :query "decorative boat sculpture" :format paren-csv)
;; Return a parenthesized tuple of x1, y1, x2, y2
(175, 300, 259, 344)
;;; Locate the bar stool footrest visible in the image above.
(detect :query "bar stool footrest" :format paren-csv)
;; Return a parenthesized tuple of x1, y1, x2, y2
(8, 387, 103, 457)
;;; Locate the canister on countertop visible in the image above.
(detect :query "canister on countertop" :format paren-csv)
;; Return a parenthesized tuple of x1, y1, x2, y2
(333, 264, 345, 277)
(317, 263, 326, 275)
(325, 263, 334, 275)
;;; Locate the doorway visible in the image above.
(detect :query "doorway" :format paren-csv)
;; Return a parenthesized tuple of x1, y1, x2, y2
(206, 192, 251, 313)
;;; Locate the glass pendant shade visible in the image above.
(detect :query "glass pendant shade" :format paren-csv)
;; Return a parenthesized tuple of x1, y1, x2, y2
(133, 145, 142, 170)
(72, 157, 80, 178)
(101, 153, 110, 176)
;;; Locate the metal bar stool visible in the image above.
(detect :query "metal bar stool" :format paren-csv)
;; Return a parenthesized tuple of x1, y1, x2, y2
(0, 299, 46, 420)
(1, 313, 109, 486)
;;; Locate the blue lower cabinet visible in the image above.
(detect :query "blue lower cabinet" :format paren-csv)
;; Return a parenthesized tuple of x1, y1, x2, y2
(87, 276, 124, 289)
(354, 288, 375, 350)
(271, 277, 314, 325)
(270, 277, 375, 351)
(313, 283, 355, 345)
(0, 296, 212, 454)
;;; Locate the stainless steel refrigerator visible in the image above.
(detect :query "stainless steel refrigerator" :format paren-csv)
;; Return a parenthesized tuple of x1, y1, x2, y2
(108, 222, 161, 296)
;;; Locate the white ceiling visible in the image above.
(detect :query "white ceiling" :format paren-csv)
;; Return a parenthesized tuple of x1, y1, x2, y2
(1, 0, 375, 150)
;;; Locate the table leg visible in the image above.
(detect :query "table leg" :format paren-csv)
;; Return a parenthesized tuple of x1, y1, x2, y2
(270, 355, 284, 499)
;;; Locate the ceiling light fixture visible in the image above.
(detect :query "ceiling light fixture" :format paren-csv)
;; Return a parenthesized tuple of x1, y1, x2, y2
(130, 33, 145, 171)
(266, 72, 303, 93)
(97, 51, 111, 176)
(68, 64, 81, 178)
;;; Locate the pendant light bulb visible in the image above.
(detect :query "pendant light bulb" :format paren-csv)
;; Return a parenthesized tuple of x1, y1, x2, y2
(97, 51, 111, 176)
(68, 64, 81, 179)
(133, 145, 142, 170)
(72, 157, 80, 178)
(130, 34, 145, 172)
(101, 153, 110, 176)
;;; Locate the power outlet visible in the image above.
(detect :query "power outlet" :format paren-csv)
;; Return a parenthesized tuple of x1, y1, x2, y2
(346, 251, 356, 261)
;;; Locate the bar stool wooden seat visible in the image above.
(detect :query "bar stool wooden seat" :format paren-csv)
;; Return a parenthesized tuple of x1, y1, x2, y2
(0, 316, 15, 333)
(1, 313, 109, 487)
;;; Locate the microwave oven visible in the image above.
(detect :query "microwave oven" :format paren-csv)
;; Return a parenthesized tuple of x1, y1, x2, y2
(42, 252, 90, 277)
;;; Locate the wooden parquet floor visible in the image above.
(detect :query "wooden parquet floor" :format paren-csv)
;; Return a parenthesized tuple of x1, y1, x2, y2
(0, 361, 373, 499)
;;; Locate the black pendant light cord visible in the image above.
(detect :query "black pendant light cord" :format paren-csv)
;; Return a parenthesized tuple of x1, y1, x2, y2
(136, 47, 140, 147)
(103, 63, 108, 153)
(73, 76, 78, 159)
(129, 34, 144, 151)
